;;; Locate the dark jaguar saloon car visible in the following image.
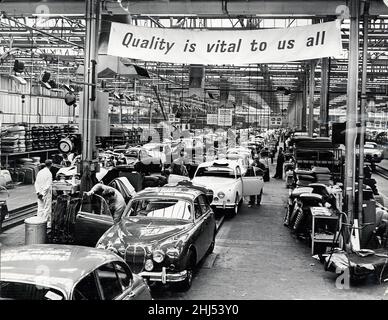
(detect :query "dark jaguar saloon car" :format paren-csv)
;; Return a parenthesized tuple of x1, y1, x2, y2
(96, 185, 217, 291)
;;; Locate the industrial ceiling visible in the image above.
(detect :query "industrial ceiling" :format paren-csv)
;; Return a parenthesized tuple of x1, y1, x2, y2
(1, 0, 388, 120)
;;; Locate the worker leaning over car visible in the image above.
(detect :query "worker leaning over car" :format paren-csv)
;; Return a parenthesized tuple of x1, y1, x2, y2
(85, 184, 126, 223)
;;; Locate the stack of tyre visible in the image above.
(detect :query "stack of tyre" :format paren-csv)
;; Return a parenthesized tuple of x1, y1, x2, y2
(1, 125, 26, 153)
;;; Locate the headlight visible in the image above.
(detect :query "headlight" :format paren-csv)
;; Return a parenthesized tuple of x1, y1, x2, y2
(166, 248, 180, 259)
(153, 250, 165, 263)
(145, 259, 154, 271)
(218, 191, 225, 199)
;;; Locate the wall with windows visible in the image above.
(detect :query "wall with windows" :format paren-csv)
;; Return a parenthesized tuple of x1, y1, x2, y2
(0, 76, 77, 125)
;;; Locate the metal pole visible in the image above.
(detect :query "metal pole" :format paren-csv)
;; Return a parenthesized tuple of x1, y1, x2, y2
(82, 0, 99, 161)
(308, 60, 316, 137)
(345, 0, 360, 228)
(320, 57, 329, 137)
(358, 0, 370, 242)
(302, 66, 308, 131)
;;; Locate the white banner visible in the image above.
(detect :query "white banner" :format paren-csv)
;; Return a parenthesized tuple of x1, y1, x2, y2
(218, 109, 233, 126)
(107, 21, 343, 65)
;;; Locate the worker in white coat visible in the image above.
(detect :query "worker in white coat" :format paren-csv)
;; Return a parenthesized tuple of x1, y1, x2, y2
(34, 160, 53, 227)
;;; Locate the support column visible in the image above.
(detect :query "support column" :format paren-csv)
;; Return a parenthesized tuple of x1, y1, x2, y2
(308, 60, 317, 137)
(319, 57, 330, 136)
(301, 67, 307, 131)
(345, 0, 360, 228)
(359, 1, 370, 243)
(81, 0, 100, 162)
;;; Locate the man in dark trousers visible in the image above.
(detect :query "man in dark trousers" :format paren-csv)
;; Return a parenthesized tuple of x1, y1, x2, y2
(273, 147, 285, 179)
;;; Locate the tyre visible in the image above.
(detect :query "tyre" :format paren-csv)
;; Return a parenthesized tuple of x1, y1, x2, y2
(257, 189, 263, 205)
(226, 194, 239, 218)
(207, 229, 216, 255)
(176, 250, 196, 292)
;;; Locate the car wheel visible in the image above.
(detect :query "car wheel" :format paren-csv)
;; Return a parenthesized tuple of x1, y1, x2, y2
(226, 194, 239, 218)
(207, 229, 216, 254)
(257, 189, 263, 206)
(176, 250, 196, 292)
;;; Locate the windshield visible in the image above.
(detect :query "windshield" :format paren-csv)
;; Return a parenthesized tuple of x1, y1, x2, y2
(124, 198, 192, 220)
(365, 144, 376, 149)
(0, 281, 65, 300)
(195, 166, 236, 178)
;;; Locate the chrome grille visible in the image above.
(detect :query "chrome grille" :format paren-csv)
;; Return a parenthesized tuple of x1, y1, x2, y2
(125, 245, 146, 274)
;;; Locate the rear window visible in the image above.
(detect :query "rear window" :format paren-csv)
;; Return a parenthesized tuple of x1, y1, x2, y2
(196, 166, 236, 178)
(0, 281, 65, 300)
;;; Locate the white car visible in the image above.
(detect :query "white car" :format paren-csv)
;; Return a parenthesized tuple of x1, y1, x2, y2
(192, 159, 264, 217)
(225, 147, 254, 174)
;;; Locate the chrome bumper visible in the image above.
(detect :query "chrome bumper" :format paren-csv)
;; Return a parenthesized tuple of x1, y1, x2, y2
(211, 202, 234, 209)
(139, 267, 187, 284)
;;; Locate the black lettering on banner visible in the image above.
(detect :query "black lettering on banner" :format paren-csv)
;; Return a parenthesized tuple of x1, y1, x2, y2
(184, 39, 190, 52)
(278, 39, 295, 50)
(250, 39, 258, 51)
(259, 41, 267, 51)
(189, 43, 196, 52)
(306, 31, 326, 47)
(122, 32, 133, 47)
(287, 39, 295, 49)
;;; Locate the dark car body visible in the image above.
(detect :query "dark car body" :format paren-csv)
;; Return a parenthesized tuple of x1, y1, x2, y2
(0, 244, 151, 300)
(75, 185, 216, 288)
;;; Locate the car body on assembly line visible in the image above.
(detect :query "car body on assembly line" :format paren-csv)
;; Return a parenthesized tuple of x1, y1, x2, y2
(191, 159, 264, 217)
(363, 142, 384, 163)
(95, 185, 217, 291)
(122, 146, 166, 171)
(0, 244, 151, 300)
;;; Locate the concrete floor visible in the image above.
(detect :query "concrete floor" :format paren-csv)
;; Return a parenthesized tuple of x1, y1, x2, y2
(153, 177, 388, 300)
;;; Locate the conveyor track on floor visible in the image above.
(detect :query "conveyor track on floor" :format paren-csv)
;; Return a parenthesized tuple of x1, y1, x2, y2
(376, 165, 388, 180)
(2, 203, 37, 231)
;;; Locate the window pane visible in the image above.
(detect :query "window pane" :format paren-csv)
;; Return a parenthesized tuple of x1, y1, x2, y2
(198, 195, 208, 213)
(114, 262, 131, 289)
(73, 273, 100, 300)
(194, 198, 203, 219)
(0, 281, 65, 300)
(96, 263, 123, 300)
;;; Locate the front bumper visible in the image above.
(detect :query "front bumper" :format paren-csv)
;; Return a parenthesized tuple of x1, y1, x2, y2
(211, 199, 234, 210)
(139, 267, 187, 284)
(365, 156, 382, 163)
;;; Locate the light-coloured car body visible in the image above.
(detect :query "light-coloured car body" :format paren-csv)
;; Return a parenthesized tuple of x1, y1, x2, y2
(124, 146, 166, 167)
(363, 142, 384, 163)
(192, 159, 264, 213)
(0, 244, 151, 300)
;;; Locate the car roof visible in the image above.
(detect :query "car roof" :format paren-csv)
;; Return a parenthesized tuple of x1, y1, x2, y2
(135, 185, 202, 201)
(0, 244, 122, 297)
(197, 159, 239, 169)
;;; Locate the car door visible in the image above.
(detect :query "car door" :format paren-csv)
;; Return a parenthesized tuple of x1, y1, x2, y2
(193, 197, 207, 260)
(241, 166, 263, 197)
(198, 194, 216, 254)
(74, 195, 114, 247)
